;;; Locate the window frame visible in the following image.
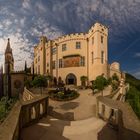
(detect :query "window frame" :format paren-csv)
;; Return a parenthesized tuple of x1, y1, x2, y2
(76, 42, 81, 49)
(62, 44, 67, 51)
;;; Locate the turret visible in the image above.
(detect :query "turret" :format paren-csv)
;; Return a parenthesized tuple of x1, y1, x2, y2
(5, 38, 14, 73)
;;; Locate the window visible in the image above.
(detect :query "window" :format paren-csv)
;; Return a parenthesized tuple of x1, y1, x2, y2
(62, 44, 66, 51)
(35, 58, 37, 63)
(38, 65, 40, 74)
(52, 47, 56, 55)
(47, 63, 49, 67)
(101, 36, 104, 43)
(92, 37, 94, 45)
(76, 42, 81, 49)
(80, 56, 85, 66)
(47, 69, 49, 73)
(52, 61, 56, 69)
(38, 56, 40, 62)
(91, 52, 94, 64)
(59, 59, 63, 68)
(36, 67, 37, 74)
(101, 51, 104, 64)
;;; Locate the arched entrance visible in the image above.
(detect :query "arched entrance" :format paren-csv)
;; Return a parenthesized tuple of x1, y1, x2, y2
(66, 73, 77, 85)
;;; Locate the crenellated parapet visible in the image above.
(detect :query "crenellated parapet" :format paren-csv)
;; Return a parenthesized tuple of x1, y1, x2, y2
(88, 22, 108, 37)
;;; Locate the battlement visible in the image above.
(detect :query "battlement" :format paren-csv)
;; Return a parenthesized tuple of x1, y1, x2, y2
(88, 22, 108, 36)
(34, 22, 108, 48)
(55, 32, 87, 43)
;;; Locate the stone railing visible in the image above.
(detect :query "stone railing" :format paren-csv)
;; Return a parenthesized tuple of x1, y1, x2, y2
(106, 83, 129, 102)
(0, 90, 49, 140)
(96, 96, 140, 140)
(22, 87, 35, 101)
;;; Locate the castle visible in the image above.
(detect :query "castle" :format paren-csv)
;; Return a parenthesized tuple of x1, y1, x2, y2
(33, 22, 124, 86)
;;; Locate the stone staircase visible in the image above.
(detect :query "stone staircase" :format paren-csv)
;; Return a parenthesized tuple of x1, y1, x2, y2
(21, 115, 106, 140)
(63, 117, 105, 140)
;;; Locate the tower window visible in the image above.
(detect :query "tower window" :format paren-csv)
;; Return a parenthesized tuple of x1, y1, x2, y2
(101, 51, 104, 64)
(38, 65, 40, 74)
(38, 56, 40, 62)
(52, 47, 56, 55)
(62, 44, 67, 51)
(47, 69, 49, 73)
(91, 52, 94, 64)
(101, 36, 104, 43)
(80, 56, 85, 66)
(59, 59, 63, 68)
(92, 37, 94, 45)
(52, 61, 56, 69)
(76, 42, 81, 49)
(36, 67, 37, 73)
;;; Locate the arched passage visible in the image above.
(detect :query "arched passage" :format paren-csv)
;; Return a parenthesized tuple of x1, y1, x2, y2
(66, 73, 77, 85)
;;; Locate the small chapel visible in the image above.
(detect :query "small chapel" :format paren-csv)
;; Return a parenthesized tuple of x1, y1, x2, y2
(3, 38, 33, 98)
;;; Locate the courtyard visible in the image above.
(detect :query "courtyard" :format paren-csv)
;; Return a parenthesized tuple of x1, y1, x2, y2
(21, 86, 118, 140)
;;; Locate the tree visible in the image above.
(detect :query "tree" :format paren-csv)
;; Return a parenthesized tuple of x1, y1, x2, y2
(111, 80, 119, 90)
(112, 73, 119, 81)
(80, 76, 88, 87)
(24, 79, 32, 89)
(32, 75, 48, 94)
(58, 76, 63, 87)
(46, 75, 53, 87)
(53, 77, 57, 87)
(93, 75, 108, 96)
(111, 73, 119, 91)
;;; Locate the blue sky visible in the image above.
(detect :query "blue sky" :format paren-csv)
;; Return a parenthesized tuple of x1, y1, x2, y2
(0, 0, 140, 78)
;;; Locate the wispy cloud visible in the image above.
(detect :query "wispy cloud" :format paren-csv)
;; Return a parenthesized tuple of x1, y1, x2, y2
(134, 53, 140, 57)
(0, 0, 140, 72)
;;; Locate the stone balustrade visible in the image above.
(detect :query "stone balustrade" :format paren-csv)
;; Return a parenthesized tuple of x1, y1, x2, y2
(22, 87, 35, 101)
(96, 96, 140, 140)
(0, 89, 49, 140)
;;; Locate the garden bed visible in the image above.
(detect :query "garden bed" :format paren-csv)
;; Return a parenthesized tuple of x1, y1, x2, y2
(48, 89, 79, 101)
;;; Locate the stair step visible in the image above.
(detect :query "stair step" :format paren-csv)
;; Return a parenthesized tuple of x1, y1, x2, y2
(70, 117, 99, 126)
(63, 118, 105, 136)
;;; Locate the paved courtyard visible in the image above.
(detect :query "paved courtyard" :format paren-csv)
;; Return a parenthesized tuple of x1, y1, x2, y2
(48, 86, 112, 120)
(21, 86, 118, 140)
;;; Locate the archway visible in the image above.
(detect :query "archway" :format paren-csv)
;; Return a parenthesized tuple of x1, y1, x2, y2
(66, 73, 77, 85)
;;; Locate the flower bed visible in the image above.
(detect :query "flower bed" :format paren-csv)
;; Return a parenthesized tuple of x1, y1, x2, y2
(49, 89, 79, 101)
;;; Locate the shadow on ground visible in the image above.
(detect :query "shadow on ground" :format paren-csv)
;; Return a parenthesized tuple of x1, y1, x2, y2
(48, 106, 74, 121)
(60, 102, 79, 110)
(97, 123, 118, 140)
(20, 116, 70, 140)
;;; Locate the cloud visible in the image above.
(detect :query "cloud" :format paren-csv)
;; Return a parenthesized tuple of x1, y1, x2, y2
(0, 0, 140, 73)
(134, 53, 140, 57)
(22, 0, 31, 9)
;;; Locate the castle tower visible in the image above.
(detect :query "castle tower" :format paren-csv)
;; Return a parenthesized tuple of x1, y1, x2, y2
(5, 38, 14, 74)
(88, 22, 108, 80)
(34, 36, 47, 75)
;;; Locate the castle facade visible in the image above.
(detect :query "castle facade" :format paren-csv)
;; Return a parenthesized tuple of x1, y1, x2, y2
(33, 22, 123, 86)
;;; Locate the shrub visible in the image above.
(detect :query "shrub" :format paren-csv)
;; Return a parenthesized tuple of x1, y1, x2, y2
(92, 75, 108, 95)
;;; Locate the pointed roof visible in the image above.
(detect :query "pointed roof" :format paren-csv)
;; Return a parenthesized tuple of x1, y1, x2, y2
(5, 38, 12, 53)
(24, 61, 27, 72)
